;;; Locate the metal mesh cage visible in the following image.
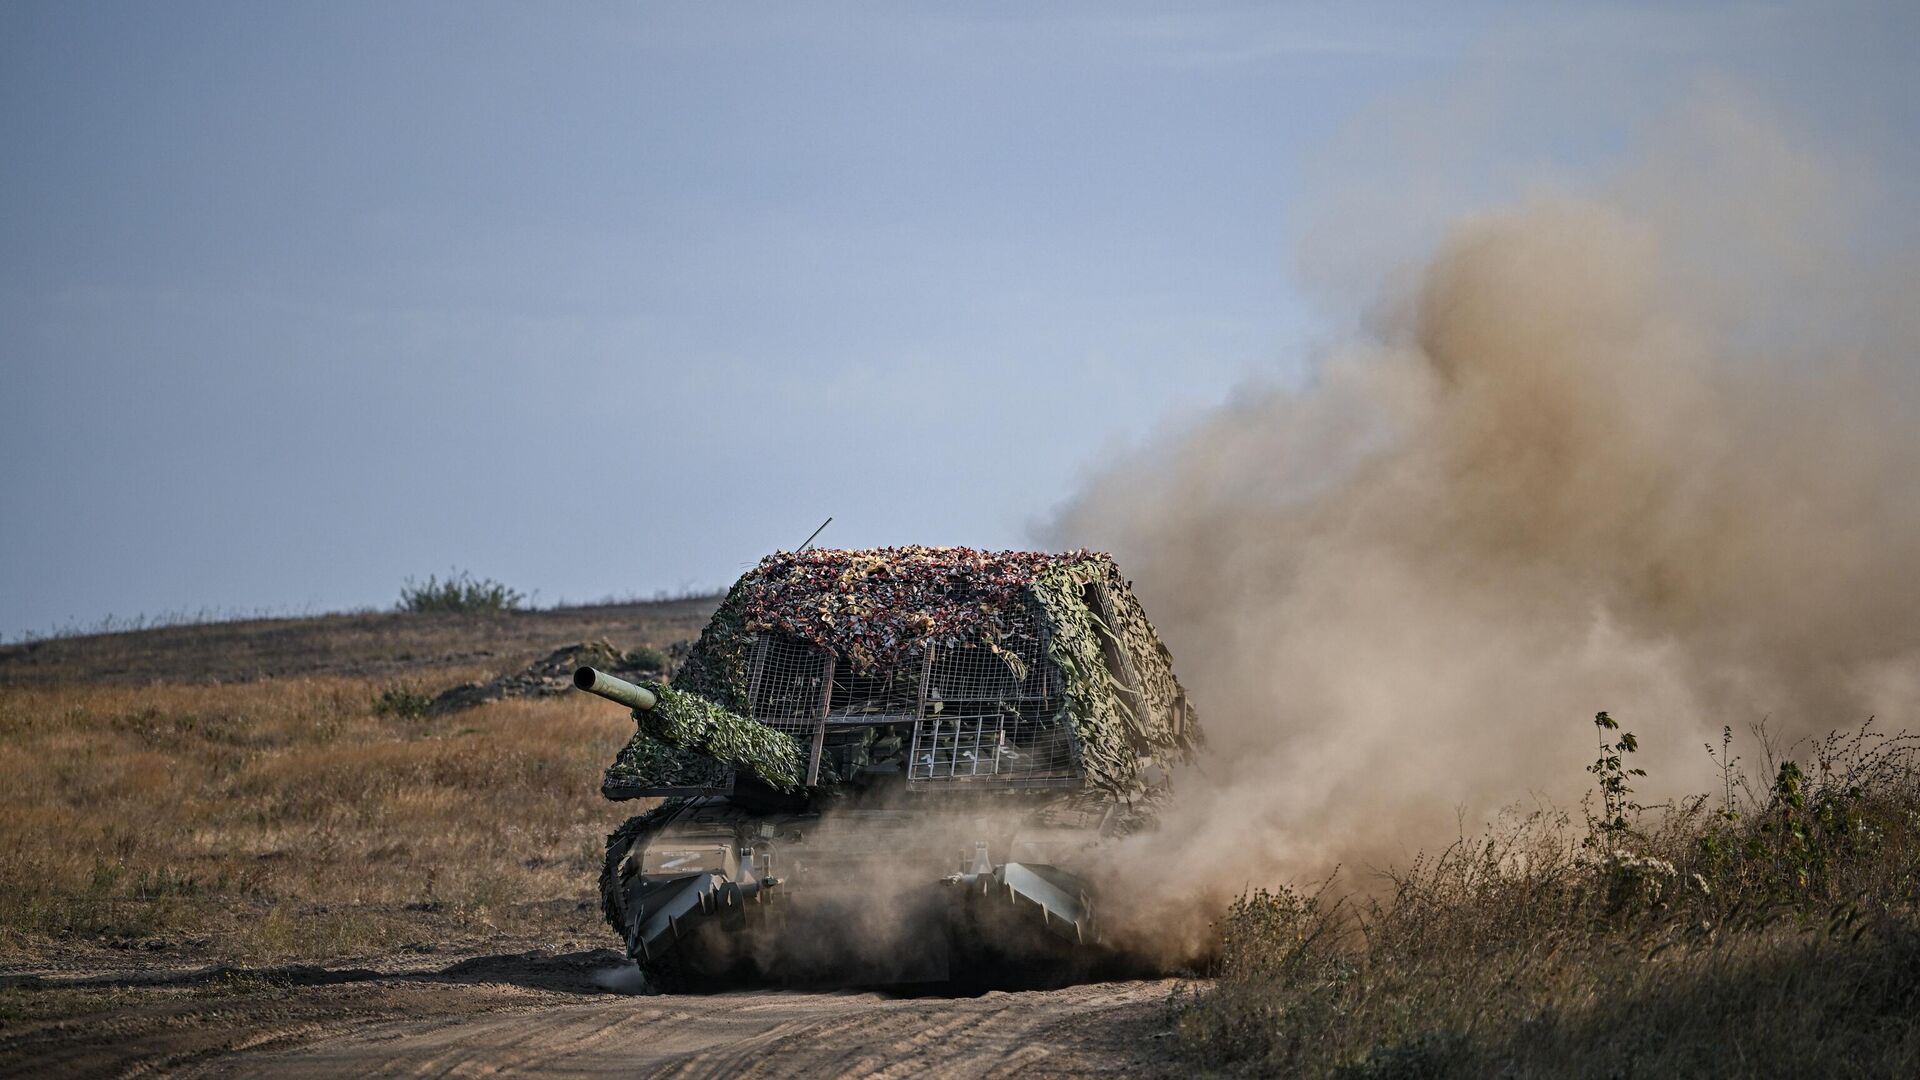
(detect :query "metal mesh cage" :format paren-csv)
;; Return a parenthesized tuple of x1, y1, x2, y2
(828, 656, 922, 722)
(741, 606, 1080, 787)
(745, 634, 834, 736)
(908, 611, 1075, 784)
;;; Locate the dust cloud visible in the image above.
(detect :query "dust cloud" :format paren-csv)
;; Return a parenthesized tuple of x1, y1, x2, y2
(1047, 94, 1920, 959)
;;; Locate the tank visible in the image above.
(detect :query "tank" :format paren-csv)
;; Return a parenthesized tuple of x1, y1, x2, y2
(575, 546, 1202, 986)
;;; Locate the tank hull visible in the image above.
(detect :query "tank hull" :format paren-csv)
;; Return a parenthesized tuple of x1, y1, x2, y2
(601, 793, 1116, 987)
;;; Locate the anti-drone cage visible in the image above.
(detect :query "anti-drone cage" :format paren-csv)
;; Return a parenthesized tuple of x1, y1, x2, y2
(742, 606, 1081, 788)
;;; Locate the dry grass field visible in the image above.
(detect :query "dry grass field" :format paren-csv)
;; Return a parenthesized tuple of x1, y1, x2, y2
(0, 600, 716, 971)
(0, 680, 631, 964)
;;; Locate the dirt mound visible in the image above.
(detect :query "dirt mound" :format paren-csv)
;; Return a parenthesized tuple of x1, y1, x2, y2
(428, 640, 665, 715)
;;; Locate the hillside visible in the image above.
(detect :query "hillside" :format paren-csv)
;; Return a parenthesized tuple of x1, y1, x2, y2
(0, 598, 721, 687)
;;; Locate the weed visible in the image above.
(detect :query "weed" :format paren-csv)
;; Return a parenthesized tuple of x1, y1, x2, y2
(1583, 709, 1645, 848)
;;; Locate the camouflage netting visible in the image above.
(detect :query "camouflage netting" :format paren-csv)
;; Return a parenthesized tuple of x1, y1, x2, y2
(1031, 558, 1199, 793)
(604, 681, 802, 794)
(635, 546, 1202, 799)
(603, 730, 732, 794)
(735, 547, 1075, 668)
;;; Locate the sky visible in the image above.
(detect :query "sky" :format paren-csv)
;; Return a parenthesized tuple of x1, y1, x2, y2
(2, 2, 1914, 639)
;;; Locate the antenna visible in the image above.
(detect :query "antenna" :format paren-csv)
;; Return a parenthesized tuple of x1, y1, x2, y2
(796, 516, 833, 552)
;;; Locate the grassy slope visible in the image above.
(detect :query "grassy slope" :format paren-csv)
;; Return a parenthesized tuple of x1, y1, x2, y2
(0, 600, 717, 967)
(0, 599, 718, 686)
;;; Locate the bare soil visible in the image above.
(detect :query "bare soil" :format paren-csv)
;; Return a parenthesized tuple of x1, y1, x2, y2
(2, 950, 1180, 1078)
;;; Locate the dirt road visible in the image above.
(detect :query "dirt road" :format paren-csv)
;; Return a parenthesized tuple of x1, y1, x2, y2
(199, 982, 1175, 1078)
(2, 952, 1182, 1078)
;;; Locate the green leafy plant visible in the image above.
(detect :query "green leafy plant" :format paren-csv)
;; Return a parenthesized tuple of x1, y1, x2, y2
(1584, 710, 1646, 848)
(1743, 721, 1911, 893)
(397, 570, 526, 614)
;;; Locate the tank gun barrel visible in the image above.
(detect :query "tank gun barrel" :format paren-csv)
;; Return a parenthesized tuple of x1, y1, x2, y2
(573, 667, 657, 713)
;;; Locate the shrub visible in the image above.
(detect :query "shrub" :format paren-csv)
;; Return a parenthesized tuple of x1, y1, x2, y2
(397, 571, 525, 614)
(1172, 714, 1920, 1078)
(372, 685, 432, 721)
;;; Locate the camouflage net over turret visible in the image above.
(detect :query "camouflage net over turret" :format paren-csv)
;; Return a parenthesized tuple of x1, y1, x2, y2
(1031, 557, 1197, 793)
(604, 682, 803, 794)
(607, 546, 1201, 798)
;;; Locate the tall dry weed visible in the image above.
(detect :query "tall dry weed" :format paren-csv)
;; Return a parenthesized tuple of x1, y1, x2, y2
(1173, 718, 1920, 1077)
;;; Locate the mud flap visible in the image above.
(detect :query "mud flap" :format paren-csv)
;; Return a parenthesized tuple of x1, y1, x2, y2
(622, 871, 728, 962)
(984, 863, 1094, 945)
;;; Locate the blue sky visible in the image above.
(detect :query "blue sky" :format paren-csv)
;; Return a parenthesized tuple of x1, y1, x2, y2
(2, 2, 1913, 637)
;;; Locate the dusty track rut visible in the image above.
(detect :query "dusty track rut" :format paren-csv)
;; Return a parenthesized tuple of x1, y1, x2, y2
(181, 980, 1179, 1079)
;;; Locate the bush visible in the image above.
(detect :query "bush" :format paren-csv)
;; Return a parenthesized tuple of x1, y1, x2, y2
(372, 685, 432, 721)
(397, 571, 525, 614)
(1172, 716, 1920, 1078)
(626, 645, 669, 674)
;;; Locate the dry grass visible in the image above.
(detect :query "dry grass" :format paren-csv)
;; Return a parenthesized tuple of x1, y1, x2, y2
(0, 677, 644, 964)
(1173, 722, 1920, 1077)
